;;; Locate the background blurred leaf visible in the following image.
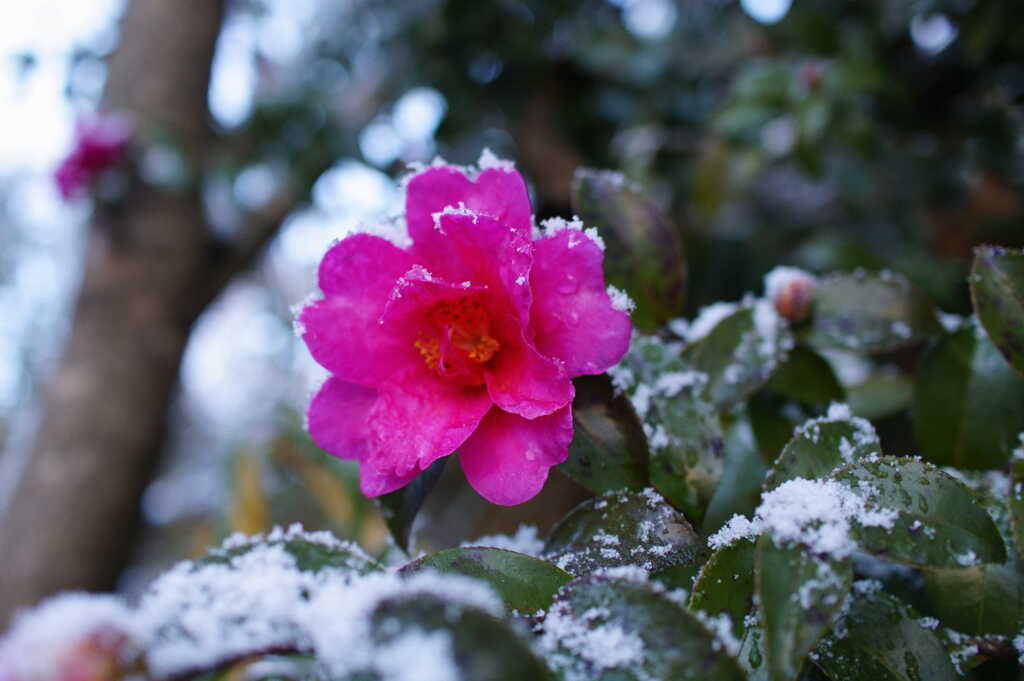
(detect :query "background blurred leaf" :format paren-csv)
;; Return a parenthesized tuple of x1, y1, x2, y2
(765, 345, 844, 406)
(572, 168, 686, 330)
(689, 538, 756, 640)
(912, 324, 1024, 469)
(809, 272, 940, 353)
(970, 244, 1024, 377)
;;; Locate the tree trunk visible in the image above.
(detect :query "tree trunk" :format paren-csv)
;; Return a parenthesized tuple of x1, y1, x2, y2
(0, 0, 226, 623)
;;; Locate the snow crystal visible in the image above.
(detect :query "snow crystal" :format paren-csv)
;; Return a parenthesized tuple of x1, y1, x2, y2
(693, 611, 740, 656)
(1013, 433, 1024, 461)
(684, 302, 739, 343)
(373, 629, 460, 681)
(540, 216, 606, 251)
(938, 312, 964, 332)
(540, 600, 645, 681)
(954, 549, 979, 567)
(289, 291, 322, 338)
(764, 266, 817, 301)
(606, 285, 636, 313)
(303, 571, 502, 679)
(462, 525, 544, 557)
(357, 212, 413, 249)
(593, 565, 649, 582)
(607, 363, 635, 393)
(918, 616, 939, 630)
(630, 383, 653, 418)
(477, 147, 515, 172)
(708, 478, 897, 558)
(1014, 633, 1024, 664)
(653, 370, 707, 397)
(0, 593, 134, 681)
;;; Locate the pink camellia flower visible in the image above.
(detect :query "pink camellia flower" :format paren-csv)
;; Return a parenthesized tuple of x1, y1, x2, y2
(54, 113, 134, 200)
(297, 152, 632, 505)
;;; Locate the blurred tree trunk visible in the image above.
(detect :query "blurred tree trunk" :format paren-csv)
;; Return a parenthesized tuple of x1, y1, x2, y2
(0, 0, 227, 623)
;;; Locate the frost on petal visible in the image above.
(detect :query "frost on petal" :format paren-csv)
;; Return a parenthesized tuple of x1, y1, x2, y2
(405, 165, 532, 265)
(307, 377, 377, 462)
(460, 406, 573, 505)
(530, 229, 632, 377)
(359, 367, 493, 496)
(484, 341, 574, 419)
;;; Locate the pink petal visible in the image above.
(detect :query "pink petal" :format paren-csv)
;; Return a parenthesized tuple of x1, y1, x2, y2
(360, 366, 493, 493)
(299, 234, 419, 386)
(484, 340, 574, 419)
(460, 406, 573, 505)
(436, 210, 533, 331)
(529, 230, 632, 377)
(307, 377, 377, 461)
(358, 462, 422, 498)
(317, 232, 416, 298)
(405, 165, 532, 266)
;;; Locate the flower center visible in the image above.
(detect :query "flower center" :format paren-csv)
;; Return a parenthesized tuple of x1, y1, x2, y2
(414, 296, 500, 383)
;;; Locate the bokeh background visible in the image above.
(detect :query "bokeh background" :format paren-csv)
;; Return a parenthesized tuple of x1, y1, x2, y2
(1, 0, 1022, 622)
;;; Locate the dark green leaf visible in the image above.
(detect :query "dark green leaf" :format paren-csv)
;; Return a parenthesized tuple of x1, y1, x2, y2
(378, 456, 447, 553)
(970, 245, 1024, 377)
(685, 303, 794, 408)
(544, 576, 746, 681)
(813, 589, 958, 681)
(689, 538, 757, 639)
(766, 345, 844, 406)
(572, 167, 686, 329)
(702, 412, 770, 535)
(748, 391, 809, 465)
(922, 561, 1024, 636)
(543, 490, 701, 576)
(757, 537, 852, 681)
(400, 547, 572, 614)
(1010, 458, 1024, 560)
(833, 458, 1007, 568)
(614, 334, 725, 522)
(809, 271, 940, 353)
(764, 408, 880, 490)
(369, 591, 556, 681)
(911, 324, 1024, 469)
(200, 534, 382, 575)
(559, 373, 649, 494)
(846, 371, 913, 420)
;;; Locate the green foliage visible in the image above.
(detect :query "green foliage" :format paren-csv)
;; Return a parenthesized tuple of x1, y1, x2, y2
(808, 272, 941, 354)
(400, 547, 572, 615)
(971, 245, 1024, 377)
(560, 373, 650, 494)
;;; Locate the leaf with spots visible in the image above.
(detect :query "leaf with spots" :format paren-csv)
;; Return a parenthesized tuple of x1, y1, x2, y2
(970, 244, 1024, 378)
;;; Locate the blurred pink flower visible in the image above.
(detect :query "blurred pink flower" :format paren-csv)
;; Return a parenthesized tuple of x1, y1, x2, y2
(54, 113, 133, 200)
(298, 154, 632, 505)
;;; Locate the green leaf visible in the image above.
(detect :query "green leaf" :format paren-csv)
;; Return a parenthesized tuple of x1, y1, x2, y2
(1009, 457, 1024, 560)
(922, 561, 1024, 636)
(199, 533, 382, 575)
(702, 412, 770, 535)
(911, 324, 1024, 469)
(970, 244, 1024, 377)
(766, 345, 844, 406)
(614, 334, 725, 522)
(543, 490, 701, 576)
(690, 538, 757, 640)
(809, 271, 940, 353)
(544, 576, 746, 681)
(559, 373, 649, 494)
(757, 537, 852, 681)
(764, 408, 880, 490)
(572, 168, 686, 329)
(685, 303, 794, 408)
(368, 591, 556, 681)
(400, 547, 573, 615)
(378, 456, 447, 553)
(832, 458, 1007, 568)
(813, 589, 958, 681)
(748, 391, 810, 465)
(846, 371, 913, 420)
